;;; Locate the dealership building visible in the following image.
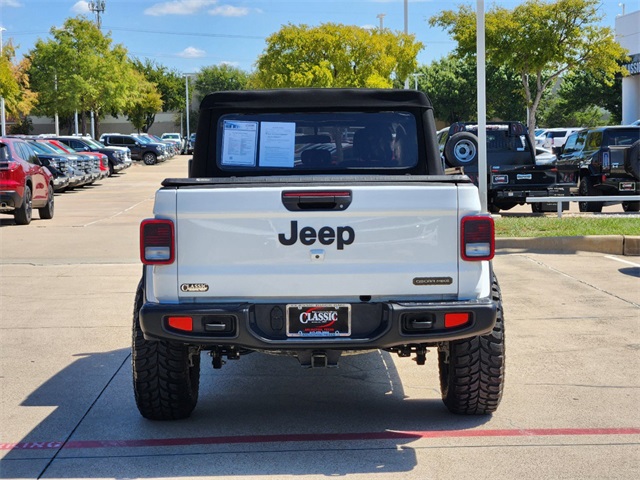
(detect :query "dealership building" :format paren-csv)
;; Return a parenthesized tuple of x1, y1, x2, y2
(617, 9, 640, 124)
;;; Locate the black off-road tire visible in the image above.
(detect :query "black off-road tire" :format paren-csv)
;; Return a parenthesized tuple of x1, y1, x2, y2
(132, 280, 200, 420)
(14, 184, 32, 225)
(444, 132, 478, 167)
(622, 201, 640, 212)
(38, 184, 55, 219)
(438, 274, 505, 415)
(578, 176, 603, 213)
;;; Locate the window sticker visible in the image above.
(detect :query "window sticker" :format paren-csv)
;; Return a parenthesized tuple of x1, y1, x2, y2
(221, 120, 258, 166)
(259, 122, 296, 168)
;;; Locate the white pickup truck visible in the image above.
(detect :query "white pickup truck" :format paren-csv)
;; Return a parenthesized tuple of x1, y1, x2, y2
(133, 89, 505, 420)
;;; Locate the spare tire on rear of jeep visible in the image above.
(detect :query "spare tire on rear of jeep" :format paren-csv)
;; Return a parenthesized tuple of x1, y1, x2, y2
(624, 140, 640, 181)
(445, 132, 478, 167)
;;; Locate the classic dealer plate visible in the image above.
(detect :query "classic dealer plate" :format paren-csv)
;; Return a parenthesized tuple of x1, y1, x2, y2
(286, 304, 351, 337)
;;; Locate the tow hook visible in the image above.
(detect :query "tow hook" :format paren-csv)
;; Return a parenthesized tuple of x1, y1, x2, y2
(413, 345, 427, 365)
(209, 346, 240, 369)
(297, 350, 341, 368)
(393, 345, 428, 365)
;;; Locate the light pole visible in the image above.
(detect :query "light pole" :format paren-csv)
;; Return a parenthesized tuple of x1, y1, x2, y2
(376, 13, 386, 31)
(54, 73, 60, 135)
(88, 1, 106, 29)
(403, 0, 410, 89)
(184, 74, 195, 143)
(410, 73, 424, 90)
(1, 27, 6, 136)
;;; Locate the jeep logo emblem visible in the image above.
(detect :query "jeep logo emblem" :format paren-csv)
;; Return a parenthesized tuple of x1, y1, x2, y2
(278, 221, 355, 250)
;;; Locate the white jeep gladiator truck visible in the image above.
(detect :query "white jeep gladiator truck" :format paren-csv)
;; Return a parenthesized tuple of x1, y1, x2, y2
(133, 89, 505, 420)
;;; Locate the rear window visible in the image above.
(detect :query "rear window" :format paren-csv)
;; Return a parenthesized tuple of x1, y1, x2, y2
(548, 131, 568, 138)
(602, 128, 639, 147)
(216, 111, 419, 172)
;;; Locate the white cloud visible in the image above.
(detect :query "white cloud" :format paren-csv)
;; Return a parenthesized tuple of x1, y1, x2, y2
(361, 24, 377, 31)
(208, 5, 249, 17)
(0, 0, 23, 7)
(71, 1, 90, 14)
(219, 61, 240, 67)
(145, 0, 218, 17)
(177, 46, 206, 58)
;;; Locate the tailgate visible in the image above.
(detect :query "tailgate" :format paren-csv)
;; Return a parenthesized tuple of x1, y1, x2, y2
(489, 164, 557, 189)
(174, 184, 461, 300)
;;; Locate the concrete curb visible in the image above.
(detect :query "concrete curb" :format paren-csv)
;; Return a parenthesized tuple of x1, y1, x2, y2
(496, 236, 640, 256)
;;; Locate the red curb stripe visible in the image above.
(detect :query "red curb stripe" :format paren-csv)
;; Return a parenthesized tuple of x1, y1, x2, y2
(2, 428, 639, 451)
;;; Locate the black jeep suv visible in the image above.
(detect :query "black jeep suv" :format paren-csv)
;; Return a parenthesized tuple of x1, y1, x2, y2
(440, 122, 564, 212)
(555, 126, 640, 212)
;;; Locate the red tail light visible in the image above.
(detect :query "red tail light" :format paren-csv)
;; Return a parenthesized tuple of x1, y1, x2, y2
(140, 219, 175, 265)
(461, 216, 495, 261)
(167, 316, 193, 332)
(445, 312, 470, 328)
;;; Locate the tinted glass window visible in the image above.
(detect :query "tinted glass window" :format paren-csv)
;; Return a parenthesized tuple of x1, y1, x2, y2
(586, 131, 602, 150)
(563, 134, 579, 153)
(217, 111, 419, 172)
(602, 128, 639, 147)
(15, 143, 28, 162)
(574, 132, 587, 151)
(549, 131, 567, 138)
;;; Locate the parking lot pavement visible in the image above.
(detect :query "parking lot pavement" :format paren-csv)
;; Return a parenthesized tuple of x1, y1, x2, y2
(1, 156, 638, 479)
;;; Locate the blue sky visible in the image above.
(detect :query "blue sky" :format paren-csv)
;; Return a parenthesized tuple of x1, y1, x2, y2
(0, 0, 632, 74)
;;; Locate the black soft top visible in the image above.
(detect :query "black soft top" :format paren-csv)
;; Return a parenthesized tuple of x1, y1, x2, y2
(191, 88, 442, 178)
(199, 88, 434, 112)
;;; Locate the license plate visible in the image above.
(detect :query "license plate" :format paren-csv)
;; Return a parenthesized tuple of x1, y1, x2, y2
(286, 304, 351, 337)
(620, 182, 636, 191)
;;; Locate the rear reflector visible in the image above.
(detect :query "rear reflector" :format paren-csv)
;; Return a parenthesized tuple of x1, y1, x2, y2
(140, 219, 175, 265)
(445, 313, 470, 328)
(167, 316, 193, 332)
(461, 215, 495, 261)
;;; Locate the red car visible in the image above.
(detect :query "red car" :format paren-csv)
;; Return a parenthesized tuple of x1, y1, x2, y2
(41, 139, 110, 178)
(0, 137, 55, 225)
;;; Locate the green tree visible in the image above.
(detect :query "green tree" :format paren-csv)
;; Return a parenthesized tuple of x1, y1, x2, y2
(194, 64, 249, 103)
(539, 69, 623, 127)
(253, 23, 423, 88)
(122, 69, 164, 133)
(418, 56, 476, 123)
(28, 17, 139, 137)
(430, 0, 628, 141)
(1, 40, 37, 127)
(0, 41, 21, 109)
(130, 58, 183, 131)
(418, 55, 525, 124)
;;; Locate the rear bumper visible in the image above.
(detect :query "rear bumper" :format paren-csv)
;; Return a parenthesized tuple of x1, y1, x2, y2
(0, 190, 21, 211)
(139, 298, 498, 351)
(599, 177, 638, 195)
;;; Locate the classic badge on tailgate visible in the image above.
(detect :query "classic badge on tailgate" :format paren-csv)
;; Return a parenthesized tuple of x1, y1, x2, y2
(180, 283, 209, 292)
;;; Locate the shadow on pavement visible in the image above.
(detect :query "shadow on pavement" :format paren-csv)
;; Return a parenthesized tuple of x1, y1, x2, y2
(1, 347, 491, 478)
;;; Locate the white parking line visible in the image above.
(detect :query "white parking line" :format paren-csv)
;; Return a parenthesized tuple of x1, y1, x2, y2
(604, 255, 640, 268)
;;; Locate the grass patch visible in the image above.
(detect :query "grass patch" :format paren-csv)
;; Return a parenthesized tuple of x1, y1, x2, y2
(495, 216, 639, 237)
